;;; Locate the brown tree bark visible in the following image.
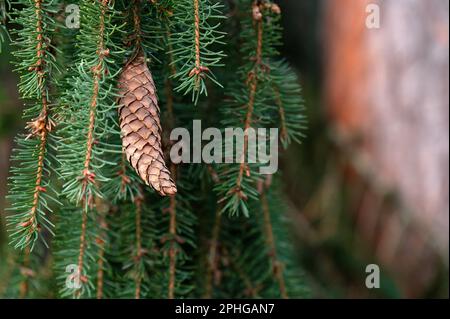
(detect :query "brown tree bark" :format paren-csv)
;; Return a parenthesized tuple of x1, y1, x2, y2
(324, 0, 449, 296)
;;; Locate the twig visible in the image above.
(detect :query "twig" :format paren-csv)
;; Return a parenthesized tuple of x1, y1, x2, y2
(20, 0, 53, 245)
(76, 0, 110, 298)
(260, 189, 288, 298)
(233, 4, 264, 197)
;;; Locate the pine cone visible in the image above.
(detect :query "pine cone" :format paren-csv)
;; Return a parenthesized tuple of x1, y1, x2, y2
(118, 52, 177, 196)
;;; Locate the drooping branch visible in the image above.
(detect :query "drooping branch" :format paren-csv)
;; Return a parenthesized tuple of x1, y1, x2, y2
(7, 0, 57, 250)
(170, 0, 225, 102)
(75, 210, 88, 298)
(80, 0, 110, 204)
(260, 187, 288, 298)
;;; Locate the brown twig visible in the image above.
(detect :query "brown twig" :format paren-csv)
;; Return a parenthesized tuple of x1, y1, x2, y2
(20, 0, 54, 243)
(163, 30, 180, 299)
(225, 247, 262, 298)
(76, 0, 110, 298)
(189, 0, 210, 80)
(95, 211, 108, 299)
(81, 0, 109, 199)
(233, 5, 264, 197)
(75, 209, 88, 298)
(165, 28, 177, 130)
(260, 188, 288, 298)
(132, 0, 142, 47)
(273, 86, 288, 143)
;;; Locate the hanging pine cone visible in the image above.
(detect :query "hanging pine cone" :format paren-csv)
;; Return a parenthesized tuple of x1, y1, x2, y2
(118, 51, 177, 196)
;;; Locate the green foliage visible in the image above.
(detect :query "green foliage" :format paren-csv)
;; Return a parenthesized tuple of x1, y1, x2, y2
(6, 0, 61, 250)
(268, 60, 307, 148)
(0, 0, 11, 52)
(170, 0, 226, 103)
(2, 0, 308, 299)
(107, 200, 160, 298)
(53, 206, 100, 298)
(0, 243, 55, 298)
(57, 0, 123, 205)
(215, 0, 306, 217)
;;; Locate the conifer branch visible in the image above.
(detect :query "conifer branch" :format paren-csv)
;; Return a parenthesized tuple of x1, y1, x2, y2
(6, 0, 59, 250)
(95, 207, 108, 299)
(269, 60, 307, 148)
(72, 1, 109, 299)
(260, 184, 287, 298)
(227, 247, 262, 298)
(132, 0, 142, 48)
(257, 178, 309, 298)
(216, 0, 277, 217)
(160, 33, 198, 298)
(55, 0, 121, 298)
(81, 0, 109, 204)
(74, 209, 88, 298)
(191, 0, 207, 82)
(165, 46, 178, 299)
(170, 0, 225, 103)
(27, 0, 51, 240)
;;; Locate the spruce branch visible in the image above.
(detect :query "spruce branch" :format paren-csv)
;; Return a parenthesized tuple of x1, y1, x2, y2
(74, 208, 88, 298)
(1, 0, 310, 300)
(6, 0, 60, 250)
(215, 0, 281, 217)
(203, 207, 222, 298)
(80, 0, 109, 205)
(257, 179, 309, 298)
(214, 0, 305, 217)
(259, 178, 287, 298)
(268, 60, 307, 148)
(154, 29, 198, 298)
(170, 0, 226, 103)
(95, 214, 107, 299)
(55, 0, 122, 298)
(73, 1, 109, 297)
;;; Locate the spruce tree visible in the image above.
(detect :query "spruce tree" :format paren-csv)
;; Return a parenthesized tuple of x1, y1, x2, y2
(1, 0, 308, 299)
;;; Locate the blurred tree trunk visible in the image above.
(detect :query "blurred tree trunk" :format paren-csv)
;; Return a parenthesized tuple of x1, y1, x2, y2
(324, 0, 449, 296)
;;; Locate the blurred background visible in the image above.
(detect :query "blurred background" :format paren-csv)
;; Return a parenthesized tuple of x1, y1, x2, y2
(0, 0, 449, 298)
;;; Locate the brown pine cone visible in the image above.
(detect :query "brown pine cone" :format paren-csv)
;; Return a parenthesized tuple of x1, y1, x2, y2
(118, 52, 177, 196)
